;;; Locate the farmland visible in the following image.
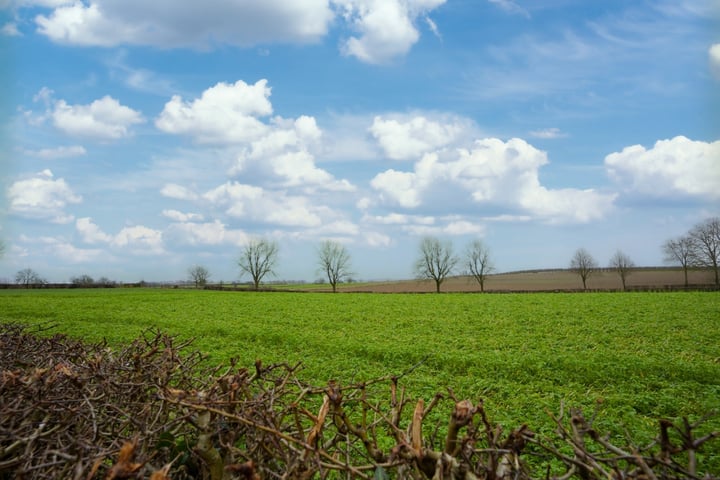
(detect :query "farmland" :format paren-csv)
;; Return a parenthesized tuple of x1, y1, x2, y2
(1, 288, 719, 464)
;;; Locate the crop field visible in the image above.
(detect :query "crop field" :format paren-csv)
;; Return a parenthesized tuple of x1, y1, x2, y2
(1, 288, 719, 466)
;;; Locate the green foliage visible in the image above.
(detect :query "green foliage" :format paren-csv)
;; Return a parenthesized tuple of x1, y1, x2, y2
(1, 289, 718, 466)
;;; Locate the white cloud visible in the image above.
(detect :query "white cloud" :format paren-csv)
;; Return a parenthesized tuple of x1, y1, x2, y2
(371, 168, 423, 207)
(605, 136, 720, 200)
(488, 0, 530, 18)
(35, 0, 333, 48)
(424, 15, 440, 40)
(75, 218, 164, 255)
(112, 226, 164, 255)
(165, 220, 248, 246)
(159, 85, 357, 191)
(203, 181, 323, 227)
(160, 183, 199, 201)
(363, 231, 392, 247)
(22, 145, 87, 159)
(369, 114, 469, 160)
(51, 95, 144, 140)
(52, 241, 105, 263)
(1, 22, 20, 36)
(236, 114, 353, 190)
(336, 0, 446, 64)
(267, 150, 355, 191)
(18, 234, 106, 263)
(363, 212, 435, 225)
(162, 209, 204, 222)
(30, 0, 446, 62)
(76, 217, 113, 243)
(156, 79, 272, 144)
(443, 220, 485, 235)
(7, 170, 81, 223)
(371, 137, 616, 223)
(529, 128, 568, 139)
(710, 43, 720, 80)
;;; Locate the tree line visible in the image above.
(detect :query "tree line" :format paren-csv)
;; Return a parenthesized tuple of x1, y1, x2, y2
(3, 217, 718, 291)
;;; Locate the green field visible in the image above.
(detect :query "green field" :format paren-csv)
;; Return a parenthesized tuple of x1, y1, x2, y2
(1, 288, 719, 459)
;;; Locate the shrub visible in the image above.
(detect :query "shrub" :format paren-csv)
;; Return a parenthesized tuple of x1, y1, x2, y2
(0, 324, 717, 479)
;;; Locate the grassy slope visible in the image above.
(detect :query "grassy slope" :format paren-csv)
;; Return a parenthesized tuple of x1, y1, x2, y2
(1, 288, 719, 457)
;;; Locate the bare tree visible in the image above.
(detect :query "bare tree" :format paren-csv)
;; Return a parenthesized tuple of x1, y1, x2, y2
(0, 239, 5, 258)
(688, 217, 720, 286)
(97, 277, 117, 287)
(414, 237, 458, 293)
(238, 238, 279, 290)
(317, 240, 353, 293)
(188, 265, 211, 288)
(662, 236, 695, 287)
(569, 248, 597, 290)
(70, 274, 95, 287)
(15, 268, 45, 288)
(465, 239, 494, 292)
(608, 250, 635, 290)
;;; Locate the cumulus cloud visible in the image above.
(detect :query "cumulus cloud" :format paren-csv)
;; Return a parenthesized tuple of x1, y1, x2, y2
(605, 136, 720, 200)
(75, 218, 164, 255)
(371, 138, 616, 223)
(29, 0, 442, 62)
(34, 0, 333, 48)
(24, 89, 144, 140)
(203, 181, 323, 227)
(164, 220, 248, 246)
(710, 43, 720, 80)
(369, 114, 469, 160)
(76, 217, 113, 243)
(335, 0, 446, 64)
(7, 169, 81, 223)
(50, 95, 144, 140)
(113, 226, 164, 255)
(52, 241, 105, 263)
(363, 231, 392, 247)
(161, 209, 204, 222)
(160, 184, 199, 201)
(19, 234, 106, 263)
(158, 80, 354, 191)
(155, 80, 272, 144)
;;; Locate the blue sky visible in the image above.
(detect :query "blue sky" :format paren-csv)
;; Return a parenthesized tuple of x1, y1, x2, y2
(1, 0, 718, 284)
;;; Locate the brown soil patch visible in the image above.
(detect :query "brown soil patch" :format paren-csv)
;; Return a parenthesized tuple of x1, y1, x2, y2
(336, 268, 716, 293)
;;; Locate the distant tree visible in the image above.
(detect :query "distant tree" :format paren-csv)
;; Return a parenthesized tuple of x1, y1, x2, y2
(70, 274, 95, 287)
(238, 238, 279, 290)
(608, 250, 635, 290)
(465, 239, 494, 292)
(188, 265, 211, 288)
(414, 237, 458, 293)
(688, 217, 720, 286)
(662, 236, 695, 287)
(317, 240, 353, 293)
(569, 248, 597, 290)
(15, 268, 45, 288)
(97, 276, 117, 287)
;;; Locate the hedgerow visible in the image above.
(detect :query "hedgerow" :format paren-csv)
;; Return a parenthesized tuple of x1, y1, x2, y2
(1, 323, 717, 479)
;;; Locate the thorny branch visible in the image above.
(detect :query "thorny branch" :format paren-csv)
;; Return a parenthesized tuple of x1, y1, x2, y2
(0, 323, 717, 479)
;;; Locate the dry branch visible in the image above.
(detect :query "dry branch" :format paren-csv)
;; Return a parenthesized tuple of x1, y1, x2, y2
(1, 323, 717, 480)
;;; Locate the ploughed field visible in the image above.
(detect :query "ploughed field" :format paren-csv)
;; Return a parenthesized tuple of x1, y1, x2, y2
(1, 288, 719, 466)
(335, 268, 716, 292)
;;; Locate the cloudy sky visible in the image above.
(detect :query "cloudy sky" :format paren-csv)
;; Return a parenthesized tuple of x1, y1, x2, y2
(0, 0, 718, 283)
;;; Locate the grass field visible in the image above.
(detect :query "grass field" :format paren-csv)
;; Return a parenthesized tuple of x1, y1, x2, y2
(1, 288, 719, 466)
